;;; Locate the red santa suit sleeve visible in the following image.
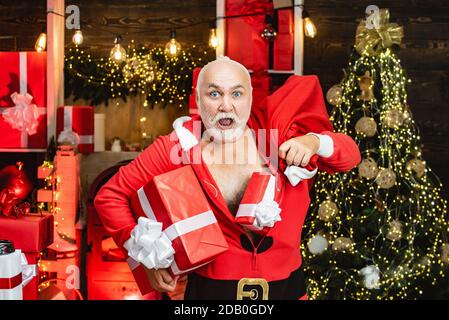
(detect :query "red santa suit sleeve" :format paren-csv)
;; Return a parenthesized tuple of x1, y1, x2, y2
(249, 74, 361, 175)
(93, 135, 179, 253)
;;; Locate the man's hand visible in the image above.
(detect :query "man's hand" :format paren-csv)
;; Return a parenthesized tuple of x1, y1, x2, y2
(144, 266, 179, 292)
(279, 135, 320, 167)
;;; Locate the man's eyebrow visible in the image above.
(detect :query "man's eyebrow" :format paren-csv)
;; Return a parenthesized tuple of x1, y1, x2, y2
(207, 83, 245, 90)
(208, 83, 222, 90)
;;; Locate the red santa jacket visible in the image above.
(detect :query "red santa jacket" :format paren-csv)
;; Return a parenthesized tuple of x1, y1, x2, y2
(94, 75, 361, 281)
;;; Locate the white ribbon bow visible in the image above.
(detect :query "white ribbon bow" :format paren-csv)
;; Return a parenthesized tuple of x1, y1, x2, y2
(125, 217, 175, 270)
(284, 165, 318, 187)
(57, 129, 81, 146)
(2, 92, 40, 135)
(20, 252, 37, 287)
(172, 116, 198, 151)
(254, 199, 282, 228)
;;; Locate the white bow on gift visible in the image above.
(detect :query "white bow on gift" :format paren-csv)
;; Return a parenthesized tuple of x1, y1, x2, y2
(254, 199, 282, 228)
(2, 92, 40, 135)
(124, 217, 175, 270)
(57, 129, 81, 146)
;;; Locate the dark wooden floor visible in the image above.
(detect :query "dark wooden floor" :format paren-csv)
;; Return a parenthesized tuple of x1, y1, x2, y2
(0, 0, 447, 197)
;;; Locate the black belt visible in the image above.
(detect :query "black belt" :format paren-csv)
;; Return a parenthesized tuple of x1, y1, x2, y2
(184, 266, 307, 300)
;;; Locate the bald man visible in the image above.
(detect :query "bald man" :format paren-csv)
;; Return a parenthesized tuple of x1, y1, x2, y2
(94, 57, 361, 300)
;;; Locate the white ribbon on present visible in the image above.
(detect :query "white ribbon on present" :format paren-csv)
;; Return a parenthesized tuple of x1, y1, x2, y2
(284, 165, 318, 187)
(236, 174, 282, 230)
(172, 116, 198, 151)
(58, 107, 93, 146)
(124, 217, 175, 270)
(2, 92, 40, 135)
(0, 52, 46, 147)
(20, 252, 37, 287)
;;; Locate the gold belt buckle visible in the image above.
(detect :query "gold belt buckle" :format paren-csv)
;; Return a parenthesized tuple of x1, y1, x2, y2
(236, 278, 269, 300)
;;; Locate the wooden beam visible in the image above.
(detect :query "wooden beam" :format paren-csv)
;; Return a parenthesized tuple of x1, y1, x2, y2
(46, 0, 65, 145)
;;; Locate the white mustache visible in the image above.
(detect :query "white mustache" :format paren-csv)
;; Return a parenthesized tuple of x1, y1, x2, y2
(209, 112, 239, 126)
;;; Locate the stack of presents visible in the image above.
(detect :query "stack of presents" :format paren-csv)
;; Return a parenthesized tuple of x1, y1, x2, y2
(0, 0, 295, 300)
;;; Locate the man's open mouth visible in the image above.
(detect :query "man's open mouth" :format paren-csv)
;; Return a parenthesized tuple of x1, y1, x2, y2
(216, 117, 235, 129)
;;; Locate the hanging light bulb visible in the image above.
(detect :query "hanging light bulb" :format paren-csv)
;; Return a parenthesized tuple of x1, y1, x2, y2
(303, 9, 317, 38)
(165, 30, 181, 57)
(72, 30, 84, 46)
(110, 35, 127, 62)
(209, 21, 219, 49)
(35, 30, 47, 52)
(261, 15, 277, 41)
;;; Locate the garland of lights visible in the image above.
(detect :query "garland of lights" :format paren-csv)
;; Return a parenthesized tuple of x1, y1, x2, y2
(301, 9, 449, 300)
(65, 44, 214, 107)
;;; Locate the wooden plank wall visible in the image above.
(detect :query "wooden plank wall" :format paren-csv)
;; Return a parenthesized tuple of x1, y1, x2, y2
(0, 0, 448, 197)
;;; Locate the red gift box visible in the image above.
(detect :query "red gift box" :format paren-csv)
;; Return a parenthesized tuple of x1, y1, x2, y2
(225, 0, 272, 70)
(129, 166, 228, 277)
(251, 72, 272, 107)
(273, 9, 294, 70)
(235, 172, 281, 234)
(0, 52, 47, 149)
(56, 106, 94, 154)
(0, 214, 54, 299)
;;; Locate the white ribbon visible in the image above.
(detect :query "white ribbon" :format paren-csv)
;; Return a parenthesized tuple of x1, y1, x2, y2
(236, 174, 282, 229)
(284, 165, 318, 187)
(20, 252, 37, 287)
(57, 129, 80, 146)
(58, 107, 94, 146)
(172, 116, 198, 151)
(2, 92, 40, 135)
(124, 217, 175, 270)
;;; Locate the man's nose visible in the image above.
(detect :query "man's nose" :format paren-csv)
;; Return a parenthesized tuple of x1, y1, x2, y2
(219, 94, 234, 112)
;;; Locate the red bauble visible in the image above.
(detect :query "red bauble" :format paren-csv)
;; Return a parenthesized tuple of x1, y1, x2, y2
(0, 161, 32, 199)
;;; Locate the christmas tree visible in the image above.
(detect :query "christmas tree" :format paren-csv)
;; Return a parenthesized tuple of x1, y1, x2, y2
(302, 9, 449, 300)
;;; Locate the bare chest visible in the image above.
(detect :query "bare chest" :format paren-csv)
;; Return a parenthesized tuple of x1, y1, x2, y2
(206, 162, 269, 215)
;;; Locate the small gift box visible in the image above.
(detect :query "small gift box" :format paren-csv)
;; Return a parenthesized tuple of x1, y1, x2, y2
(0, 215, 54, 299)
(0, 241, 36, 300)
(128, 166, 228, 279)
(56, 106, 94, 154)
(235, 172, 282, 234)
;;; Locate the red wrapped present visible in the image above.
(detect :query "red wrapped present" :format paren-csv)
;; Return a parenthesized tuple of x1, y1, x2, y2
(225, 0, 273, 70)
(235, 172, 282, 234)
(251, 71, 272, 107)
(273, 9, 294, 70)
(0, 52, 47, 149)
(56, 106, 94, 154)
(129, 166, 228, 277)
(0, 214, 54, 299)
